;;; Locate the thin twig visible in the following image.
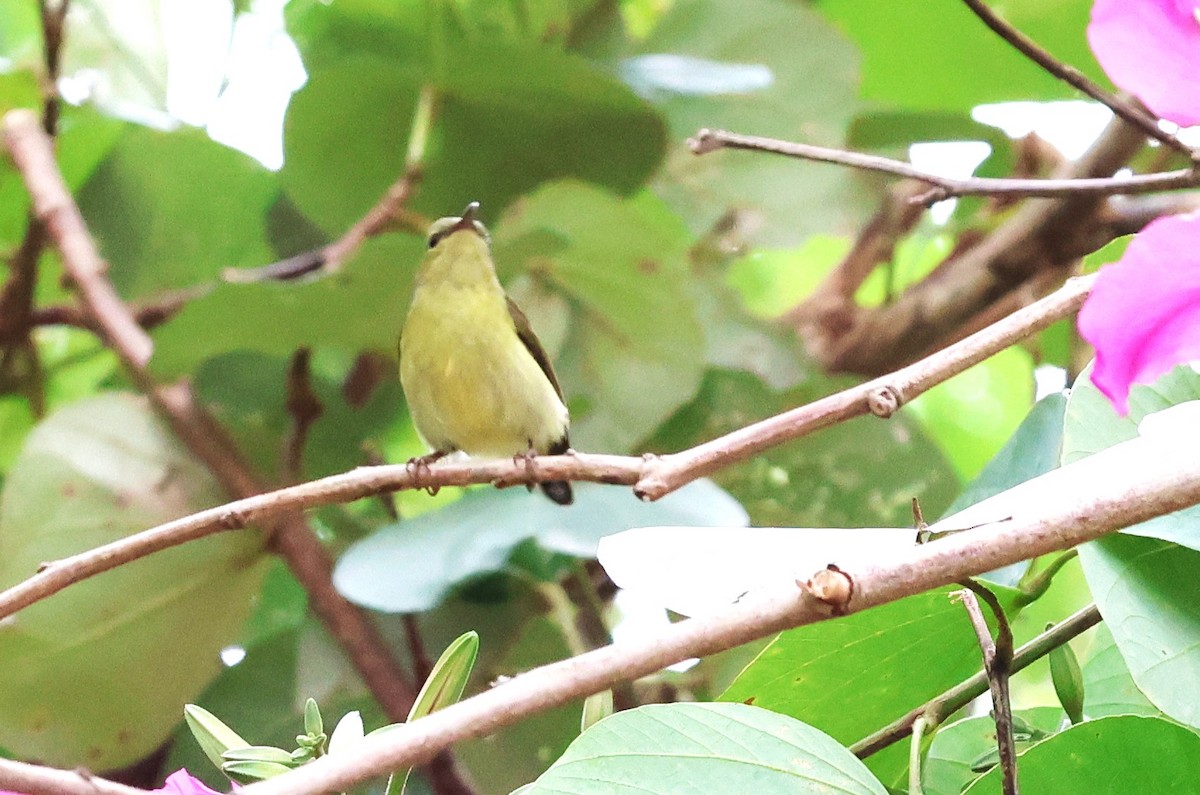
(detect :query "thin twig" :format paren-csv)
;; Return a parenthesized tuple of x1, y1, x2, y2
(852, 603, 1101, 758)
(958, 586, 1019, 795)
(237, 457, 1196, 795)
(404, 615, 434, 685)
(0, 270, 1096, 622)
(282, 347, 324, 484)
(689, 129, 1200, 204)
(959, 0, 1196, 163)
(909, 715, 930, 795)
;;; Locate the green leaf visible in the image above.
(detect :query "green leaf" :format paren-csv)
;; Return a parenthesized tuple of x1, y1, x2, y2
(77, 125, 277, 297)
(632, 0, 870, 245)
(222, 759, 296, 784)
(721, 586, 1019, 785)
(148, 233, 421, 378)
(221, 745, 297, 765)
(385, 631, 479, 795)
(524, 703, 887, 795)
(924, 707, 1063, 795)
(0, 393, 267, 769)
(494, 182, 706, 451)
(944, 392, 1066, 517)
(1062, 364, 1200, 551)
(184, 704, 252, 772)
(1079, 623, 1159, 720)
(964, 716, 1200, 793)
(906, 346, 1035, 482)
(303, 697, 323, 738)
(818, 0, 1105, 112)
(333, 479, 745, 613)
(1079, 534, 1200, 728)
(580, 690, 613, 733)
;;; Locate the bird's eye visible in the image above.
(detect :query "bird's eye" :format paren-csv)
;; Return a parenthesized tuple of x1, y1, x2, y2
(427, 231, 444, 249)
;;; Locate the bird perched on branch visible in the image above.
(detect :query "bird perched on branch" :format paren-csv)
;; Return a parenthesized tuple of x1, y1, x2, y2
(399, 202, 573, 504)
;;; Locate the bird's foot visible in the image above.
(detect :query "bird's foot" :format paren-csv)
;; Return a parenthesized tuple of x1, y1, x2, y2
(513, 444, 539, 493)
(406, 449, 449, 496)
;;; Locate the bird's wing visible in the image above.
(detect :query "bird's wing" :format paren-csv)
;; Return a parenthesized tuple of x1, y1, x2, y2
(505, 295, 566, 403)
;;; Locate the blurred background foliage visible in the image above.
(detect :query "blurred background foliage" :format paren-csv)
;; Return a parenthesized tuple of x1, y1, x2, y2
(0, 0, 1141, 791)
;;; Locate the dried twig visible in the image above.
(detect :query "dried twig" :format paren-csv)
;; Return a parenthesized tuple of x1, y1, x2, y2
(959, 0, 1196, 163)
(958, 584, 1019, 795)
(689, 129, 1200, 204)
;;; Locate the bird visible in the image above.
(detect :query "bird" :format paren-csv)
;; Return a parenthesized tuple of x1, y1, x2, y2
(398, 201, 573, 505)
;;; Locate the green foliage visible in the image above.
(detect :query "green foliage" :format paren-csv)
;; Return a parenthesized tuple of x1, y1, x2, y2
(0, 0, 1193, 792)
(0, 394, 266, 768)
(524, 703, 887, 795)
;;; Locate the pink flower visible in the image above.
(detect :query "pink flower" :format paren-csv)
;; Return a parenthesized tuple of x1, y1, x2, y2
(1088, 0, 1200, 126)
(158, 770, 225, 795)
(0, 770, 223, 795)
(1077, 212, 1200, 414)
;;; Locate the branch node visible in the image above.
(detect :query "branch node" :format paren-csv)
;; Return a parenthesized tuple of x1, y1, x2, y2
(804, 564, 854, 612)
(218, 509, 249, 530)
(687, 128, 722, 155)
(867, 386, 902, 417)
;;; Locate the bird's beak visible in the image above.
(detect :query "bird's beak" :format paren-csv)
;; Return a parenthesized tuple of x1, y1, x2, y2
(450, 201, 481, 234)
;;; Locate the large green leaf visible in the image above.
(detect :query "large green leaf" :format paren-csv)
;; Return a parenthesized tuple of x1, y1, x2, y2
(944, 392, 1066, 517)
(523, 703, 887, 795)
(333, 479, 745, 613)
(964, 716, 1200, 793)
(0, 393, 266, 768)
(494, 182, 706, 451)
(720, 587, 1019, 760)
(924, 707, 1064, 795)
(629, 0, 871, 245)
(906, 346, 1035, 482)
(817, 0, 1106, 112)
(281, 28, 665, 236)
(77, 124, 277, 298)
(1079, 534, 1200, 728)
(1079, 623, 1159, 720)
(148, 233, 422, 378)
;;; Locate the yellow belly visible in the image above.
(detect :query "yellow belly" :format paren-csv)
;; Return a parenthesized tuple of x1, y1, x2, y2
(399, 285, 568, 458)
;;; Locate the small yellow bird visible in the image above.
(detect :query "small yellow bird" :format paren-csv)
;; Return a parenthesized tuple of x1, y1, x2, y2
(399, 202, 573, 504)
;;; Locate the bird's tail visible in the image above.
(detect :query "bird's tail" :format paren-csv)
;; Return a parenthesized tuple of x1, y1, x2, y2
(541, 436, 573, 505)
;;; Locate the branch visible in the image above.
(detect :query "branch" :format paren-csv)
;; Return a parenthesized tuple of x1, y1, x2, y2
(282, 347, 323, 484)
(0, 270, 1096, 622)
(0, 758, 146, 795)
(237, 451, 1200, 795)
(852, 604, 1101, 759)
(689, 129, 1200, 204)
(959, 0, 1196, 163)
(1, 107, 421, 720)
